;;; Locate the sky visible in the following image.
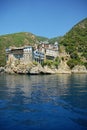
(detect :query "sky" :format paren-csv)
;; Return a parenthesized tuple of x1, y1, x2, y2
(0, 0, 87, 38)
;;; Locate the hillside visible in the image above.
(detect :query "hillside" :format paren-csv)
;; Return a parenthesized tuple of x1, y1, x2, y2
(60, 18, 87, 69)
(0, 32, 48, 66)
(0, 18, 87, 68)
(48, 36, 62, 44)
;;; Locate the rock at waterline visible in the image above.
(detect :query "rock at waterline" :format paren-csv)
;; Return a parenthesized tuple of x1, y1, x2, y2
(0, 67, 5, 73)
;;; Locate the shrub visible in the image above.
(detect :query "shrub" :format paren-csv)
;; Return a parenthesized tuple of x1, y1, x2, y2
(84, 62, 87, 69)
(67, 59, 79, 69)
(33, 61, 38, 66)
(42, 57, 60, 69)
(70, 51, 80, 60)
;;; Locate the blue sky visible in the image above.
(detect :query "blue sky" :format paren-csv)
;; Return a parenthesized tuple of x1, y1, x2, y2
(0, 0, 87, 38)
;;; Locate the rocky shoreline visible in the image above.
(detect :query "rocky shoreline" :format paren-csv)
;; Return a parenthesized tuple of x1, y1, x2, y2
(0, 67, 5, 74)
(0, 64, 87, 75)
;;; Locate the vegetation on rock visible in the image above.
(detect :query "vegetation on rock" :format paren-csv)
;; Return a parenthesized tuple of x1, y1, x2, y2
(60, 18, 87, 68)
(42, 57, 60, 69)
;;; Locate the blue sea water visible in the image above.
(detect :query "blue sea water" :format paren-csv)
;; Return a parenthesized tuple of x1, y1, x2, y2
(0, 73, 87, 130)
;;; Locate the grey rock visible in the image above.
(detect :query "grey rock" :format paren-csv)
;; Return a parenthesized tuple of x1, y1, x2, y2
(72, 65, 87, 73)
(0, 67, 5, 73)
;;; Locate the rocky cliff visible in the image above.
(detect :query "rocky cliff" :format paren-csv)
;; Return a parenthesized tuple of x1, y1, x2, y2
(4, 57, 87, 74)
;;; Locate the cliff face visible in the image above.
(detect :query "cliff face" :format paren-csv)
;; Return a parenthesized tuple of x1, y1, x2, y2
(71, 65, 87, 73)
(5, 56, 87, 74)
(5, 54, 56, 74)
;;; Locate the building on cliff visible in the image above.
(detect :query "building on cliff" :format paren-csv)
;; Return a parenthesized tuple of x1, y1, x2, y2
(37, 41, 59, 60)
(23, 46, 33, 63)
(34, 50, 44, 63)
(6, 42, 59, 64)
(6, 46, 34, 64)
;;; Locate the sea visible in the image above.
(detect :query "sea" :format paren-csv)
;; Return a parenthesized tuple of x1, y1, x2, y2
(0, 73, 87, 130)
